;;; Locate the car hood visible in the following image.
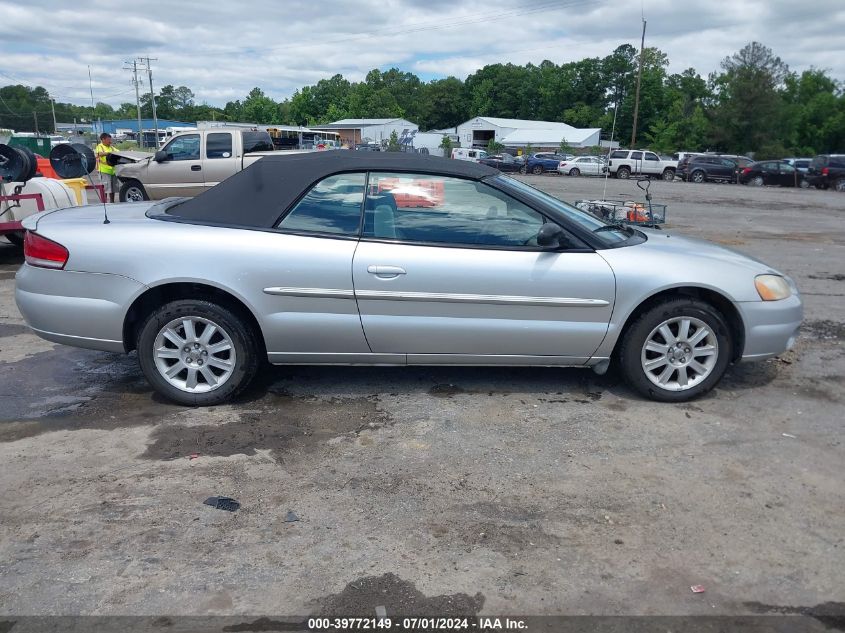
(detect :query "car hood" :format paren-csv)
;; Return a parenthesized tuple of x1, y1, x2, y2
(597, 228, 791, 303)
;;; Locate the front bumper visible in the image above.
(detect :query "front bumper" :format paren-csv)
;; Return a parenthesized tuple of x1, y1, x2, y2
(15, 264, 145, 353)
(736, 294, 803, 361)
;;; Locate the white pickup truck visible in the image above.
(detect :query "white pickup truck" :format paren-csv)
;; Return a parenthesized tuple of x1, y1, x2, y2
(115, 129, 283, 202)
(606, 149, 678, 181)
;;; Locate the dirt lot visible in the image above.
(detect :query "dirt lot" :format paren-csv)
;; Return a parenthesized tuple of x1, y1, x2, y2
(0, 177, 843, 620)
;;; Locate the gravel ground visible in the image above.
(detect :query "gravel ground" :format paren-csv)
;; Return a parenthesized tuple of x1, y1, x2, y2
(0, 176, 843, 621)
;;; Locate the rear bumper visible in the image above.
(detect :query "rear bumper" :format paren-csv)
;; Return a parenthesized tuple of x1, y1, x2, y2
(15, 264, 144, 353)
(736, 294, 803, 361)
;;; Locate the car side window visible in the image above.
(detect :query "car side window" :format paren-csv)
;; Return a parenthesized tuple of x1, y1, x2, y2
(206, 133, 232, 159)
(277, 173, 366, 236)
(630, 151, 643, 160)
(363, 172, 547, 248)
(780, 163, 795, 173)
(163, 134, 200, 161)
(644, 152, 659, 161)
(610, 150, 627, 159)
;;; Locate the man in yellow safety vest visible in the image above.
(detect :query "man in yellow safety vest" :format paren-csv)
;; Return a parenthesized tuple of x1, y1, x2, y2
(95, 132, 117, 203)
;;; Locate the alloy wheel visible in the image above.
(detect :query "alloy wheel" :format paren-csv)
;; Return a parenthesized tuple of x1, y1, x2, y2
(126, 186, 145, 202)
(153, 316, 236, 393)
(640, 316, 719, 392)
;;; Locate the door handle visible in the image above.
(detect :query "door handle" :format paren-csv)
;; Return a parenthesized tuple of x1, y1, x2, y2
(367, 265, 406, 277)
(191, 165, 202, 171)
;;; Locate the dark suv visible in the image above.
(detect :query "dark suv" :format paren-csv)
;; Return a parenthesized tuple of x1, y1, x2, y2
(681, 155, 753, 183)
(806, 155, 845, 191)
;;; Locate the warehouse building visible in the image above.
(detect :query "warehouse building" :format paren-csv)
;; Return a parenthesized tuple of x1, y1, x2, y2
(310, 118, 418, 146)
(455, 116, 601, 151)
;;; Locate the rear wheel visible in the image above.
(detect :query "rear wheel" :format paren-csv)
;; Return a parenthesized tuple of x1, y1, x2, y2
(137, 300, 260, 406)
(119, 180, 149, 202)
(616, 166, 631, 179)
(835, 178, 845, 192)
(690, 170, 706, 183)
(662, 168, 675, 181)
(799, 179, 810, 189)
(532, 165, 544, 175)
(619, 298, 732, 402)
(4, 231, 24, 247)
(568, 167, 580, 177)
(749, 175, 764, 186)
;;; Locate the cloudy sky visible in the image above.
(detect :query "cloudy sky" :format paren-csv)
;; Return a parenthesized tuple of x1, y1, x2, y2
(1, 0, 843, 108)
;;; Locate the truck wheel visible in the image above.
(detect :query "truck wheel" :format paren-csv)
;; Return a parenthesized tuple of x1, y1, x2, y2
(532, 165, 544, 175)
(619, 298, 732, 402)
(4, 231, 24, 247)
(617, 166, 631, 179)
(137, 299, 261, 406)
(691, 170, 706, 184)
(661, 168, 675, 181)
(120, 180, 149, 202)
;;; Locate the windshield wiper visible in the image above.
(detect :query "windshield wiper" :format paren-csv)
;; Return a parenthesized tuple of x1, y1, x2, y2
(593, 223, 633, 235)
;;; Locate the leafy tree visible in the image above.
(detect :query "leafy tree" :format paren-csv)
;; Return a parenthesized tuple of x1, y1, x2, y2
(387, 129, 400, 151)
(242, 87, 278, 124)
(559, 138, 572, 154)
(439, 134, 453, 157)
(487, 138, 504, 154)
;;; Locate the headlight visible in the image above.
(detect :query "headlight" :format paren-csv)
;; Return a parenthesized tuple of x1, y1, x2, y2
(755, 274, 792, 301)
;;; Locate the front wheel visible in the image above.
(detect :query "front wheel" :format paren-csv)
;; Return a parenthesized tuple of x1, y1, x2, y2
(568, 167, 580, 177)
(619, 298, 732, 402)
(518, 165, 527, 174)
(137, 300, 261, 406)
(119, 180, 149, 202)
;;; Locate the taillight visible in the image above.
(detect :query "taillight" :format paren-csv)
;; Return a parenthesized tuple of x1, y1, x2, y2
(822, 167, 829, 176)
(24, 232, 69, 269)
(742, 167, 752, 175)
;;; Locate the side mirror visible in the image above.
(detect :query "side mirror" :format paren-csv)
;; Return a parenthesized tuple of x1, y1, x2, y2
(153, 150, 167, 163)
(537, 222, 565, 248)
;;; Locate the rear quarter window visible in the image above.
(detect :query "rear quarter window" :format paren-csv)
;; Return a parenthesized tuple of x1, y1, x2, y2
(242, 131, 274, 153)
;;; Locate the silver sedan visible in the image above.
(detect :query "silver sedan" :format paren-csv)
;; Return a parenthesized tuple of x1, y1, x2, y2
(15, 152, 802, 405)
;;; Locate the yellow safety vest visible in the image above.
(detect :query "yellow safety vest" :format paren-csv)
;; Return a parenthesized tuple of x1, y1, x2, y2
(96, 143, 115, 175)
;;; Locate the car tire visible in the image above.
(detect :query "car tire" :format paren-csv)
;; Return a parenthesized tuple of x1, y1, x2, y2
(662, 168, 675, 181)
(618, 298, 733, 402)
(519, 165, 527, 174)
(799, 179, 810, 189)
(569, 167, 580, 177)
(749, 175, 764, 186)
(136, 299, 261, 406)
(835, 178, 845, 192)
(690, 170, 706, 184)
(617, 166, 631, 180)
(4, 231, 24, 247)
(119, 180, 149, 202)
(532, 165, 544, 175)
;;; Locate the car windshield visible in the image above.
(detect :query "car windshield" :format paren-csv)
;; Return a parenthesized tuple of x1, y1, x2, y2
(492, 175, 633, 246)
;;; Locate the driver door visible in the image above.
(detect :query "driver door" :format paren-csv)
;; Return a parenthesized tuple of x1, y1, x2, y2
(352, 172, 616, 363)
(144, 133, 204, 199)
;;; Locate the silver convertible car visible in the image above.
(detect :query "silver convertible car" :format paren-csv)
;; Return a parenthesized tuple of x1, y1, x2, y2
(15, 152, 802, 405)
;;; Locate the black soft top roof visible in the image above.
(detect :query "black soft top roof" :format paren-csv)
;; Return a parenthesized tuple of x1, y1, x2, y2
(160, 151, 499, 228)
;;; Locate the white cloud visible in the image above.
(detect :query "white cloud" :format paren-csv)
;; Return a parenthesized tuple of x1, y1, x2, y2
(1, 0, 842, 108)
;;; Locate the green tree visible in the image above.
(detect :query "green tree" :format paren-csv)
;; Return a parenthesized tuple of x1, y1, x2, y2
(387, 129, 400, 151)
(487, 138, 504, 154)
(559, 138, 572, 154)
(439, 135, 453, 157)
(242, 87, 278, 124)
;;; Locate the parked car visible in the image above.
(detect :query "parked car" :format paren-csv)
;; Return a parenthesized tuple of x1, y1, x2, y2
(451, 148, 488, 162)
(607, 150, 677, 180)
(558, 156, 604, 176)
(524, 152, 571, 174)
(739, 160, 808, 187)
(115, 129, 283, 202)
(478, 153, 524, 172)
(16, 152, 802, 405)
(805, 154, 845, 191)
(680, 155, 752, 183)
(354, 143, 381, 151)
(781, 157, 812, 174)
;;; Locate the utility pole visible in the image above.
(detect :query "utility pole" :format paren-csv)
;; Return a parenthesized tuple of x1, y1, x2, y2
(124, 60, 145, 147)
(33, 110, 39, 133)
(630, 18, 647, 148)
(50, 98, 57, 134)
(88, 65, 96, 136)
(141, 57, 160, 148)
